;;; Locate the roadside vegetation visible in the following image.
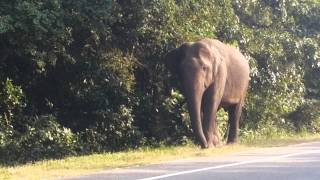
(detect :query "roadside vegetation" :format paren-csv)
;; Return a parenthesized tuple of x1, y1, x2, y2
(0, 0, 319, 173)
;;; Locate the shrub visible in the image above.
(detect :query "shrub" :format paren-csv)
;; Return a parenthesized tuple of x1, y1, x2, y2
(0, 115, 77, 164)
(77, 105, 144, 153)
(288, 100, 320, 133)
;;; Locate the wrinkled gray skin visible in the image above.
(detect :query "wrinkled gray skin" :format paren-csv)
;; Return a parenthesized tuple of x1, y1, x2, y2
(165, 38, 250, 148)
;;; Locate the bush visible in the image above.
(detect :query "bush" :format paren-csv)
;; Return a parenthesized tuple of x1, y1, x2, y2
(243, 64, 305, 131)
(288, 100, 320, 133)
(77, 105, 144, 153)
(0, 79, 25, 125)
(0, 115, 77, 164)
(160, 90, 192, 145)
(0, 79, 26, 162)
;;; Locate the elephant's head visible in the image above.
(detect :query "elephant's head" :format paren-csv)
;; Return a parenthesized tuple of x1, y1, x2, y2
(165, 42, 222, 88)
(165, 41, 223, 148)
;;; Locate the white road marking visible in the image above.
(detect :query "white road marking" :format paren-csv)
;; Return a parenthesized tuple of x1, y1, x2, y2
(137, 150, 320, 180)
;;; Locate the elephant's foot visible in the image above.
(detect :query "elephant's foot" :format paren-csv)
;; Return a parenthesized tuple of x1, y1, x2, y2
(207, 134, 220, 148)
(207, 141, 214, 148)
(213, 134, 220, 146)
(200, 142, 209, 149)
(227, 134, 238, 145)
(226, 138, 238, 145)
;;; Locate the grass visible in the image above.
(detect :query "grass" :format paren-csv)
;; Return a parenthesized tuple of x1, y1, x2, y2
(1, 133, 320, 180)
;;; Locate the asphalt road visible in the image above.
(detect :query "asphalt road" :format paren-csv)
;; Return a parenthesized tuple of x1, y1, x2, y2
(64, 141, 320, 180)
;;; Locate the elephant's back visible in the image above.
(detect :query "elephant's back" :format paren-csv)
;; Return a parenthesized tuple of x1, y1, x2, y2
(206, 39, 250, 91)
(187, 38, 250, 77)
(202, 38, 249, 73)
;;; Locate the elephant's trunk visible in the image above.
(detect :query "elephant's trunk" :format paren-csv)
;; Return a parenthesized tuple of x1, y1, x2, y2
(184, 79, 208, 148)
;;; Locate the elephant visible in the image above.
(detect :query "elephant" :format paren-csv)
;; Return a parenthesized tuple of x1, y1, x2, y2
(165, 38, 250, 148)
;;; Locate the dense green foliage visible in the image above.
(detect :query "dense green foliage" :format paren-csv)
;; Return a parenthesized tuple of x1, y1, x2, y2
(0, 0, 319, 164)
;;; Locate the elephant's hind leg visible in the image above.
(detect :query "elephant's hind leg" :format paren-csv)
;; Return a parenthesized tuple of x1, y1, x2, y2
(227, 102, 243, 144)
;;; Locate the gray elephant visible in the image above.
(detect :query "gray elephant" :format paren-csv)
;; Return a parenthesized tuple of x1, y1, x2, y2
(165, 38, 250, 148)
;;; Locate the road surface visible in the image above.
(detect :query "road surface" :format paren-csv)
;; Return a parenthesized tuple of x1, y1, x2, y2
(64, 141, 320, 180)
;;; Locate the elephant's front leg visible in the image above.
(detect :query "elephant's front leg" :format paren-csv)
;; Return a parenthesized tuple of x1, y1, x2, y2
(202, 86, 222, 147)
(203, 68, 227, 147)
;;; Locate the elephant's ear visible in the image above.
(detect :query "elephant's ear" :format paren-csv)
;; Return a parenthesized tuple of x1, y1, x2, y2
(164, 43, 189, 75)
